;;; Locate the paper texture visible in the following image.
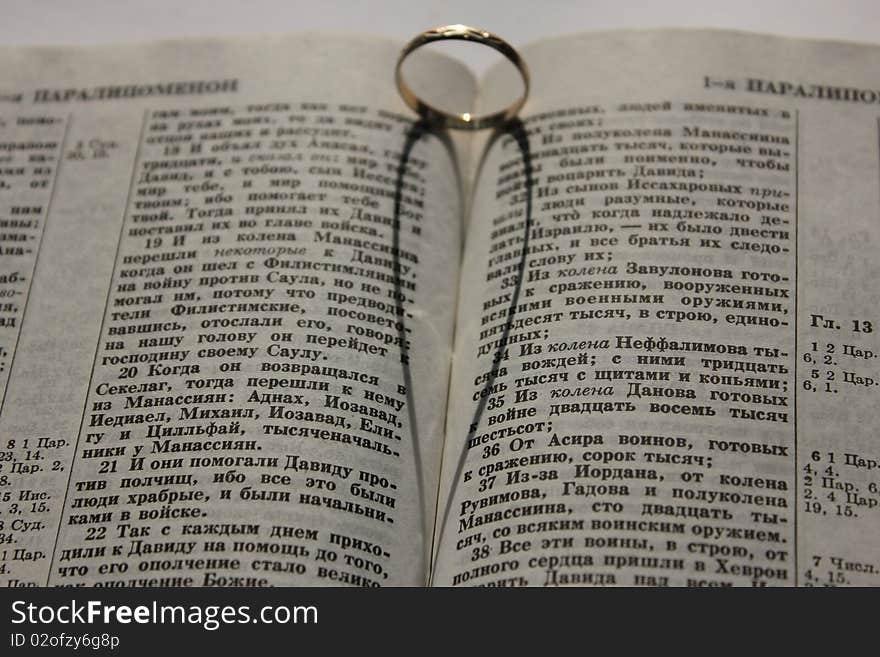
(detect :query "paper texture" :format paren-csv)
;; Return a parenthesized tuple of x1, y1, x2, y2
(0, 33, 474, 586)
(434, 29, 880, 586)
(2, 29, 879, 588)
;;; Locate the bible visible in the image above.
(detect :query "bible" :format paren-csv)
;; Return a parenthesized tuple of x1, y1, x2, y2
(1, 28, 879, 587)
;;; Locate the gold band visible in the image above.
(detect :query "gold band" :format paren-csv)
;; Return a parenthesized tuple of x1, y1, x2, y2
(395, 24, 530, 130)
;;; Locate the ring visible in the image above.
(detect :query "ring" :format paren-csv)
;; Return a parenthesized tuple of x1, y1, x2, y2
(395, 24, 530, 130)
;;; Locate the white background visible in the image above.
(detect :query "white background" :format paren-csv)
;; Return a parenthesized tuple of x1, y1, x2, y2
(2, 0, 878, 74)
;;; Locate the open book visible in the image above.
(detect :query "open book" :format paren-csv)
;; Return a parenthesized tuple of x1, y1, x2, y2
(1, 28, 878, 588)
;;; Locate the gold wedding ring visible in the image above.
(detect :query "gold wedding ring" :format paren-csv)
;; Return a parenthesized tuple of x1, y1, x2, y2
(395, 24, 530, 130)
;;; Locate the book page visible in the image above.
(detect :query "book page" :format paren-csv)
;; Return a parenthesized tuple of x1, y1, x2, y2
(0, 33, 474, 586)
(434, 29, 880, 586)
